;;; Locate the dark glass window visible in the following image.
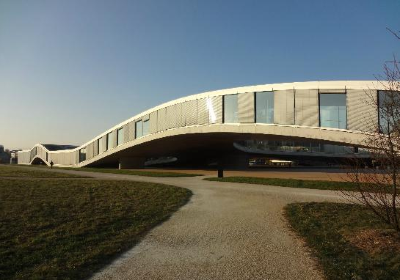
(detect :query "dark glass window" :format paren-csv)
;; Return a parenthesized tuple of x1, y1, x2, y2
(256, 92, 274, 123)
(117, 128, 124, 146)
(224, 94, 238, 123)
(319, 93, 347, 129)
(79, 148, 86, 162)
(378, 90, 400, 134)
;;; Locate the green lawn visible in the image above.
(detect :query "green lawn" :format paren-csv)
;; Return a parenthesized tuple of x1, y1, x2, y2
(0, 165, 87, 178)
(205, 176, 388, 192)
(0, 178, 191, 279)
(285, 202, 400, 280)
(61, 167, 202, 177)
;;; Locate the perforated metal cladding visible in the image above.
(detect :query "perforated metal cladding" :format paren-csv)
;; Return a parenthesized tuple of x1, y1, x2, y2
(149, 111, 158, 133)
(295, 89, 319, 127)
(74, 151, 79, 164)
(101, 136, 107, 153)
(111, 130, 117, 149)
(93, 140, 99, 156)
(123, 123, 130, 143)
(319, 89, 346, 93)
(274, 90, 295, 125)
(128, 121, 135, 141)
(211, 96, 223, 123)
(238, 92, 255, 123)
(183, 100, 198, 126)
(86, 143, 94, 160)
(175, 103, 185, 128)
(157, 108, 167, 132)
(347, 89, 377, 132)
(196, 98, 209, 125)
(166, 105, 179, 129)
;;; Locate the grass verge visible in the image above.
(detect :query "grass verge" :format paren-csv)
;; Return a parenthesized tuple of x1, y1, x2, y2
(285, 202, 400, 280)
(0, 165, 87, 178)
(205, 176, 391, 192)
(0, 178, 191, 279)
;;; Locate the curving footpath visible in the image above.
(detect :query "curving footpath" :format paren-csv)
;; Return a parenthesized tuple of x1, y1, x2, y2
(29, 168, 346, 280)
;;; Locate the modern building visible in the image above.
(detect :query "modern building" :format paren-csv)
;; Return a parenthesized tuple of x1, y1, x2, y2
(17, 81, 388, 168)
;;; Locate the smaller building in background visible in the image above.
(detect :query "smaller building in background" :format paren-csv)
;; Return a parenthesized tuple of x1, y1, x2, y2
(10, 150, 21, 164)
(0, 145, 11, 164)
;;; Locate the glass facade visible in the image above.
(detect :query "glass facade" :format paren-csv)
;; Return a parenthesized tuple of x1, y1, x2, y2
(117, 128, 124, 146)
(319, 93, 347, 129)
(236, 140, 366, 156)
(79, 148, 86, 162)
(136, 121, 143, 138)
(378, 90, 400, 134)
(224, 94, 238, 123)
(256, 91, 274, 123)
(143, 120, 149, 136)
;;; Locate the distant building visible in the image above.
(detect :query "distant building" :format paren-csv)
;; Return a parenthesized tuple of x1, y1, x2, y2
(0, 145, 11, 164)
(10, 150, 21, 164)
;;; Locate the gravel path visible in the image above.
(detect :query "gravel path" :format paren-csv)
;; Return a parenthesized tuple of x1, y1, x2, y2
(24, 168, 344, 279)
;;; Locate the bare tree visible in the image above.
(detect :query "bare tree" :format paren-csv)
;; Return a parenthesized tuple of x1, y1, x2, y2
(344, 31, 400, 231)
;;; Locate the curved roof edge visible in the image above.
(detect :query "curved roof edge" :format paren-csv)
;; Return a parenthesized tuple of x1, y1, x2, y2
(42, 80, 385, 153)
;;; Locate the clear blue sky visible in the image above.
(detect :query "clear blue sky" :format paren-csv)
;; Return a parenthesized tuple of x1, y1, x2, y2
(1, 0, 399, 150)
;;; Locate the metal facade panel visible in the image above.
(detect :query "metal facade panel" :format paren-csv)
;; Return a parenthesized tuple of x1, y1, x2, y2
(319, 89, 346, 94)
(111, 130, 117, 149)
(130, 121, 136, 141)
(274, 89, 295, 125)
(149, 111, 158, 133)
(166, 105, 178, 129)
(197, 98, 209, 125)
(101, 135, 107, 153)
(347, 89, 377, 132)
(238, 92, 255, 123)
(93, 140, 99, 156)
(123, 123, 130, 143)
(295, 89, 319, 127)
(74, 151, 79, 164)
(211, 96, 223, 124)
(184, 99, 198, 126)
(175, 102, 185, 128)
(87, 143, 93, 160)
(157, 108, 167, 132)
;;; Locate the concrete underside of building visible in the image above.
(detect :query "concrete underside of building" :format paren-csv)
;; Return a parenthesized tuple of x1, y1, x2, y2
(18, 81, 385, 169)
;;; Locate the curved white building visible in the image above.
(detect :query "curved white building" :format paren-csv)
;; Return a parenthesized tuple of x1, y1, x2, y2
(18, 81, 386, 168)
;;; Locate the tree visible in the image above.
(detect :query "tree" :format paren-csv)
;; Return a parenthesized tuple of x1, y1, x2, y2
(344, 29, 400, 231)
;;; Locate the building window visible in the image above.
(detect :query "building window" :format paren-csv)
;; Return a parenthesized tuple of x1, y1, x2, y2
(378, 90, 400, 134)
(136, 120, 143, 138)
(107, 133, 113, 150)
(319, 93, 347, 129)
(117, 128, 124, 146)
(256, 91, 274, 123)
(79, 148, 86, 162)
(143, 120, 149, 136)
(98, 138, 102, 154)
(224, 94, 238, 123)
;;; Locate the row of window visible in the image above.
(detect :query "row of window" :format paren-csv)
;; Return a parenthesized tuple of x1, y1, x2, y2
(223, 92, 347, 129)
(79, 90, 393, 163)
(79, 119, 151, 162)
